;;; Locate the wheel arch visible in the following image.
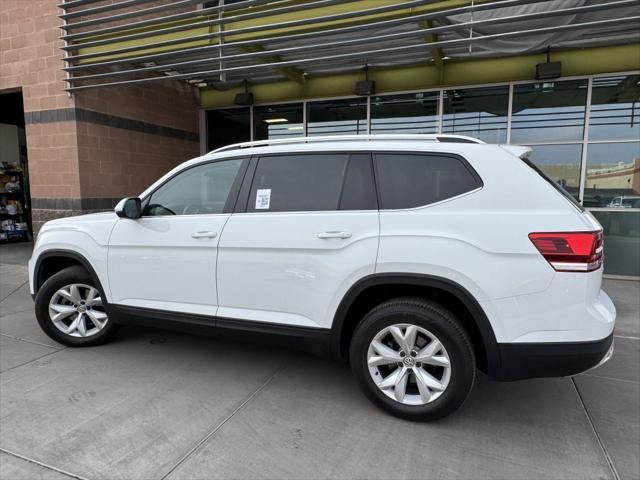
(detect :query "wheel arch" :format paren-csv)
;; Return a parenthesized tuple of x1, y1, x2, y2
(34, 250, 104, 298)
(330, 273, 500, 375)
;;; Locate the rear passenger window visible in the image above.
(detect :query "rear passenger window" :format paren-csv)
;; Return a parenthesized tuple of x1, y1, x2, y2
(248, 154, 349, 212)
(375, 153, 481, 209)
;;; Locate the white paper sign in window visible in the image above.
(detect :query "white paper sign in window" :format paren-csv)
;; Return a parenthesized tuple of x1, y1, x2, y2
(255, 189, 271, 209)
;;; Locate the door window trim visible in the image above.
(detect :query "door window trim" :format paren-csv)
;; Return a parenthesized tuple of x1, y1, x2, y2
(235, 151, 378, 214)
(139, 156, 250, 217)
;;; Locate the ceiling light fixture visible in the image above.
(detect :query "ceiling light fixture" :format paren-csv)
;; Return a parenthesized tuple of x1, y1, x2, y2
(264, 118, 289, 124)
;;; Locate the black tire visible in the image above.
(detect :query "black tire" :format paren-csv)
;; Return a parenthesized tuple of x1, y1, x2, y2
(35, 266, 119, 347)
(349, 297, 476, 421)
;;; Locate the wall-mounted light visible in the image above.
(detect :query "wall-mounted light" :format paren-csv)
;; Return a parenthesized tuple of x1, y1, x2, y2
(355, 64, 375, 96)
(234, 79, 254, 105)
(535, 46, 561, 80)
(234, 93, 254, 106)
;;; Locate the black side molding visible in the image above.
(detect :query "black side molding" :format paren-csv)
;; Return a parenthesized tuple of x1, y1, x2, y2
(110, 304, 215, 335)
(494, 334, 613, 381)
(111, 305, 331, 357)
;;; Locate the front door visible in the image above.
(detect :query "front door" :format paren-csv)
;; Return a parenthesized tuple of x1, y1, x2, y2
(108, 157, 247, 316)
(217, 152, 379, 328)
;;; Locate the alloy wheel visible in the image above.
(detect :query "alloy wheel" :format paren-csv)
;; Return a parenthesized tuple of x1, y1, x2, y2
(367, 324, 451, 405)
(48, 283, 108, 338)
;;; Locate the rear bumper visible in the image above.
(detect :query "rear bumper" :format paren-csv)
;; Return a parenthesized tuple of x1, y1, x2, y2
(492, 333, 614, 381)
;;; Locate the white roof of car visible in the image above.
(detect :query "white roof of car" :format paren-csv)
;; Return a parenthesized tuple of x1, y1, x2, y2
(202, 134, 532, 161)
(208, 134, 484, 154)
(198, 134, 504, 162)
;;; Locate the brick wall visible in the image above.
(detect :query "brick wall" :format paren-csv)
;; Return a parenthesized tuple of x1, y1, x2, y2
(0, 0, 71, 110)
(1, 0, 78, 209)
(1, 0, 201, 233)
(24, 121, 81, 199)
(75, 82, 199, 134)
(74, 82, 200, 198)
(77, 118, 199, 199)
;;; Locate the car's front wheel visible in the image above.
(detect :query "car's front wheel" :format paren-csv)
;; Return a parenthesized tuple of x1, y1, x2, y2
(349, 297, 476, 421)
(35, 266, 119, 347)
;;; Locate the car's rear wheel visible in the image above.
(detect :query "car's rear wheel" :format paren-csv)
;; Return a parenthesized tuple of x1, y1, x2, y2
(35, 266, 119, 347)
(349, 297, 476, 421)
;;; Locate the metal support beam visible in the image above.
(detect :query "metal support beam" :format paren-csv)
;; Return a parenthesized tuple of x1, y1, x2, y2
(422, 19, 444, 83)
(64, 16, 640, 91)
(57, 0, 640, 95)
(66, 0, 529, 65)
(237, 45, 306, 83)
(199, 44, 640, 107)
(60, 0, 158, 20)
(61, 0, 369, 43)
(60, 0, 280, 32)
(63, 0, 535, 64)
(64, 0, 636, 84)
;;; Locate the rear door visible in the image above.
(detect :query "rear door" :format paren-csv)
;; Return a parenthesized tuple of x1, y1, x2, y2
(216, 152, 379, 328)
(108, 157, 247, 316)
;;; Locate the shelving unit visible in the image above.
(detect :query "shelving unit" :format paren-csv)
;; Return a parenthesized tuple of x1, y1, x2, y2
(0, 169, 29, 242)
(1, 109, 31, 244)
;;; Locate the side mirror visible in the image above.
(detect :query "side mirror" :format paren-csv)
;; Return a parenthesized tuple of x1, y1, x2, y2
(115, 197, 142, 219)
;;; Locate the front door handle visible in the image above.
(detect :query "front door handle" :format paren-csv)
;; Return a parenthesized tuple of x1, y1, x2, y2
(191, 231, 218, 239)
(317, 231, 352, 239)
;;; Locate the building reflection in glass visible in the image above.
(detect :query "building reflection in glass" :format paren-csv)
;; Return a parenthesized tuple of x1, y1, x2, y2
(307, 98, 367, 136)
(442, 86, 508, 143)
(371, 93, 438, 134)
(584, 142, 640, 208)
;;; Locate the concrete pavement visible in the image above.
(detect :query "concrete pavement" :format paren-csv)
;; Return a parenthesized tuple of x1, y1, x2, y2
(0, 243, 638, 480)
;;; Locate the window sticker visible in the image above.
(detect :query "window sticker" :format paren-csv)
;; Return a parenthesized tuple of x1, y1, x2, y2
(255, 189, 271, 209)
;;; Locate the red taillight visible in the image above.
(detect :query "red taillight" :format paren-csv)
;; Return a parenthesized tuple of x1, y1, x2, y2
(529, 231, 603, 272)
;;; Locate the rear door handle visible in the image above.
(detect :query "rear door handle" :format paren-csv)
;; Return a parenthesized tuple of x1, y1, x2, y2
(191, 231, 218, 239)
(317, 231, 352, 239)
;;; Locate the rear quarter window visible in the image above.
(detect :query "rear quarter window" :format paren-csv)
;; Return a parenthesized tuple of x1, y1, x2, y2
(374, 152, 482, 209)
(520, 156, 584, 211)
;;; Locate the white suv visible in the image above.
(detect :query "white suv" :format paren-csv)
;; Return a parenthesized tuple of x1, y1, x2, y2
(29, 134, 616, 421)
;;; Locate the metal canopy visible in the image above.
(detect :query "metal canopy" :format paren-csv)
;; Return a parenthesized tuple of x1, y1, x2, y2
(58, 0, 640, 92)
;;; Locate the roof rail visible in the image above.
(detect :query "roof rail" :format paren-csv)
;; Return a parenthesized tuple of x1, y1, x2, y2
(209, 134, 484, 154)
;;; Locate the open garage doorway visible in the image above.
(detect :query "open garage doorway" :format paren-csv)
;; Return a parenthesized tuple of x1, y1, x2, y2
(0, 90, 31, 243)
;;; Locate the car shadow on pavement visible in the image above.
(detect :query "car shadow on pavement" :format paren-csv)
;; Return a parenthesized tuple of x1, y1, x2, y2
(0, 245, 637, 480)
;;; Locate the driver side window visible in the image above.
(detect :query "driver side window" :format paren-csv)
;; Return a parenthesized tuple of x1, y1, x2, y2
(144, 158, 244, 216)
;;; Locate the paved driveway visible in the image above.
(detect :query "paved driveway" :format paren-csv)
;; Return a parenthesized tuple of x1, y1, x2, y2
(1, 242, 638, 480)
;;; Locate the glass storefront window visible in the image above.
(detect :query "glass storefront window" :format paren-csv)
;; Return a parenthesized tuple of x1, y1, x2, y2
(307, 98, 367, 136)
(583, 142, 640, 208)
(203, 75, 640, 276)
(590, 210, 640, 276)
(253, 103, 304, 140)
(370, 92, 438, 134)
(442, 86, 508, 143)
(528, 144, 583, 201)
(206, 108, 250, 151)
(511, 80, 588, 143)
(589, 75, 640, 141)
